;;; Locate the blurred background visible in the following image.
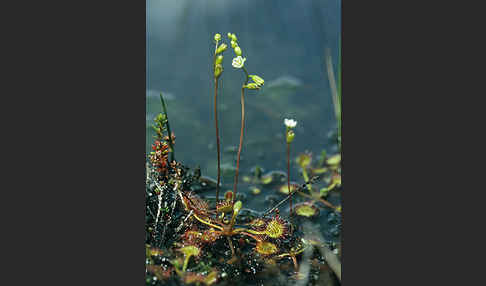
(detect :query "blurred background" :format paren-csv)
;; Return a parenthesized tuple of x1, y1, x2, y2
(146, 0, 341, 185)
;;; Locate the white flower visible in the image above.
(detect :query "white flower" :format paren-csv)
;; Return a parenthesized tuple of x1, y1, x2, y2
(232, 56, 246, 68)
(284, 118, 297, 128)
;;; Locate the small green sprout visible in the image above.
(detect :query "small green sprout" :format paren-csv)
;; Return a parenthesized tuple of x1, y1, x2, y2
(326, 154, 341, 166)
(177, 245, 201, 273)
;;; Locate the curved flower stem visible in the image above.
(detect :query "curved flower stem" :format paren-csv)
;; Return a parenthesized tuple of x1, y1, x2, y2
(233, 67, 249, 203)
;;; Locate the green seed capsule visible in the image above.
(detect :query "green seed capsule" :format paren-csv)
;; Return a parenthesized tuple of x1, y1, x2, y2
(286, 130, 295, 143)
(215, 55, 223, 65)
(214, 64, 223, 78)
(215, 43, 227, 54)
(234, 46, 242, 56)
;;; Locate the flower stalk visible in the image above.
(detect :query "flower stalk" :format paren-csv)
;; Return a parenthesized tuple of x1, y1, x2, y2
(284, 118, 297, 213)
(228, 33, 264, 203)
(213, 33, 225, 202)
(233, 67, 249, 203)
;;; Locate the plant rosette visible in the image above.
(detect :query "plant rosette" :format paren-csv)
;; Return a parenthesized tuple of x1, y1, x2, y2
(293, 202, 320, 218)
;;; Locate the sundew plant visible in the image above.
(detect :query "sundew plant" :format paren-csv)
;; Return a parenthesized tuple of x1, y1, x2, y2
(145, 33, 342, 286)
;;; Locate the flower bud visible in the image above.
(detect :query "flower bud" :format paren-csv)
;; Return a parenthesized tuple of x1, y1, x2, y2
(214, 64, 223, 78)
(231, 40, 237, 48)
(214, 33, 221, 42)
(233, 201, 242, 214)
(224, 190, 234, 202)
(286, 130, 295, 143)
(243, 83, 260, 90)
(230, 33, 237, 41)
(215, 55, 223, 65)
(215, 43, 227, 54)
(234, 46, 242, 56)
(250, 75, 264, 86)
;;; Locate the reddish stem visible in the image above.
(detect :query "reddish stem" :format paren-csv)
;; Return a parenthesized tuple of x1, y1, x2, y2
(214, 78, 221, 202)
(233, 87, 245, 203)
(240, 232, 261, 242)
(291, 256, 299, 271)
(287, 142, 292, 213)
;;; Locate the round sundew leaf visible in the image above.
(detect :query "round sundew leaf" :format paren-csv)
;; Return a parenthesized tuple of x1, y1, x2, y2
(178, 245, 201, 257)
(255, 241, 278, 255)
(250, 186, 261, 195)
(326, 154, 341, 166)
(312, 167, 328, 174)
(278, 183, 297, 195)
(294, 203, 320, 218)
(260, 175, 273, 185)
(248, 218, 266, 228)
(296, 153, 312, 169)
(264, 217, 286, 238)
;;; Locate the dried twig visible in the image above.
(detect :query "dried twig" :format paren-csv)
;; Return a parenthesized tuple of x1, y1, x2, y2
(262, 177, 320, 217)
